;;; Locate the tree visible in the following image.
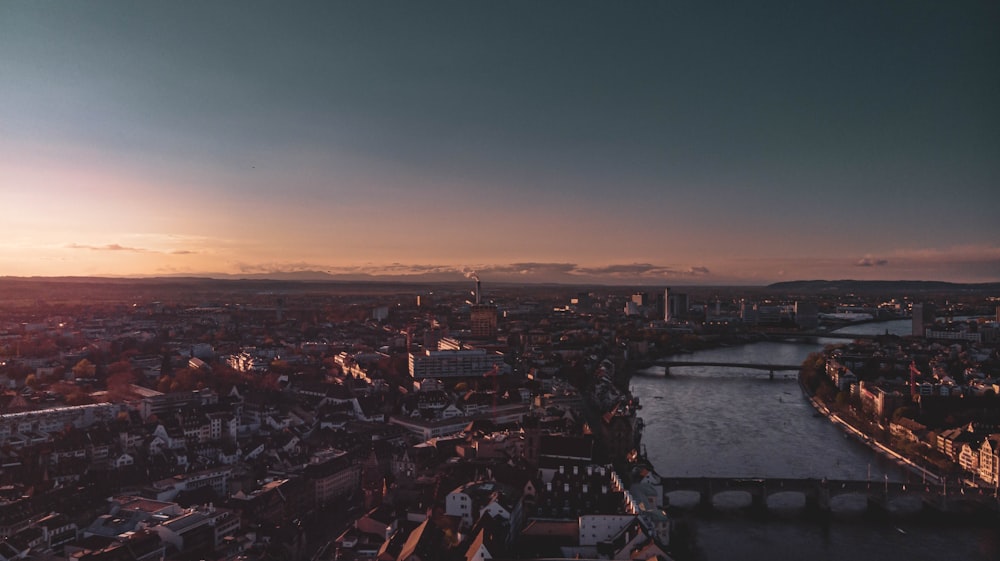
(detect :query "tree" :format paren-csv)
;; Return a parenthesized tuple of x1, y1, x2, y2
(50, 381, 93, 406)
(170, 368, 205, 392)
(815, 383, 835, 403)
(25, 373, 38, 389)
(106, 360, 133, 377)
(106, 369, 138, 401)
(72, 358, 96, 379)
(157, 375, 172, 394)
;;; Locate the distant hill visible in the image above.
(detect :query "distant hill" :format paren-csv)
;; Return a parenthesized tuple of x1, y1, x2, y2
(766, 280, 1000, 294)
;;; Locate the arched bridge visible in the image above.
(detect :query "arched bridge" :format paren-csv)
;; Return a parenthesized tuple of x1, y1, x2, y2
(652, 360, 801, 379)
(763, 331, 878, 342)
(660, 477, 999, 517)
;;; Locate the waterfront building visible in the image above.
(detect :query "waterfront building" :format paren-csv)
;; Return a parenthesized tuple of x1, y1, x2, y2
(977, 437, 1000, 486)
(912, 303, 936, 337)
(857, 382, 905, 420)
(794, 301, 820, 330)
(925, 327, 981, 343)
(740, 299, 758, 325)
(826, 358, 857, 391)
(959, 442, 981, 474)
(756, 304, 783, 325)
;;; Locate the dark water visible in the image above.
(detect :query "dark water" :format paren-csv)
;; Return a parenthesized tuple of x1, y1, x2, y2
(685, 517, 1000, 561)
(634, 322, 999, 560)
(634, 340, 900, 481)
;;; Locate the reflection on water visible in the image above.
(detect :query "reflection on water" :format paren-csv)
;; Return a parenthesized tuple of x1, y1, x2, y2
(633, 340, 901, 481)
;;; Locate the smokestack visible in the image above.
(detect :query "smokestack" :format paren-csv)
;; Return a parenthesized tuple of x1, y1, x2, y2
(476, 280, 481, 305)
(464, 269, 481, 304)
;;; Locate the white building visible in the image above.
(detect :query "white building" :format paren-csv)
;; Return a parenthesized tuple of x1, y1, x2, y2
(408, 349, 507, 380)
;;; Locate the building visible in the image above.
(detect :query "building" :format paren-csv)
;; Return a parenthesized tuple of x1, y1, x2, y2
(140, 389, 218, 421)
(924, 328, 981, 343)
(623, 301, 641, 317)
(303, 450, 362, 507)
(408, 349, 507, 380)
(470, 304, 498, 339)
(794, 301, 819, 330)
(978, 437, 1000, 486)
(663, 288, 687, 322)
(445, 481, 522, 531)
(152, 504, 239, 555)
(146, 467, 233, 502)
(912, 303, 936, 337)
(389, 403, 528, 439)
(739, 300, 757, 325)
(0, 402, 130, 447)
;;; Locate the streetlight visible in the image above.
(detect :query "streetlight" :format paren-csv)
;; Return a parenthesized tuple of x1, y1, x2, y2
(884, 474, 888, 496)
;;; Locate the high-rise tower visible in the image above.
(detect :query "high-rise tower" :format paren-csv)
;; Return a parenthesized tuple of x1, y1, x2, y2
(912, 303, 936, 337)
(664, 288, 688, 322)
(470, 277, 497, 339)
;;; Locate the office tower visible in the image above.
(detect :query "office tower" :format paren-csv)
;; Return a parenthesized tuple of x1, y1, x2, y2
(664, 288, 688, 322)
(912, 303, 936, 337)
(794, 301, 819, 330)
(470, 304, 498, 339)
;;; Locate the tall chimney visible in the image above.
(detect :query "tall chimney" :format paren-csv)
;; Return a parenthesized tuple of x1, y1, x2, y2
(476, 280, 482, 305)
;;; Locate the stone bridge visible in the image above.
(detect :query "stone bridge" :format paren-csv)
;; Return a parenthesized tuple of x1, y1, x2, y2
(764, 331, 874, 342)
(660, 477, 1000, 517)
(652, 360, 802, 379)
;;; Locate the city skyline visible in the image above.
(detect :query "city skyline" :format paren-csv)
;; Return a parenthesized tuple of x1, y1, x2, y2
(2, 1, 998, 285)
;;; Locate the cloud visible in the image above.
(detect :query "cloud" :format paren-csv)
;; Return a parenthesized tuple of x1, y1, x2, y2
(329, 263, 461, 276)
(880, 245, 1000, 282)
(68, 243, 148, 253)
(889, 245, 1000, 264)
(219, 260, 715, 284)
(235, 261, 332, 274)
(575, 263, 677, 277)
(67, 242, 201, 256)
(481, 262, 579, 275)
(855, 256, 889, 267)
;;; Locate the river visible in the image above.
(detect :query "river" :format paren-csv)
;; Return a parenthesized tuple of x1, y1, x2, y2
(633, 320, 1000, 560)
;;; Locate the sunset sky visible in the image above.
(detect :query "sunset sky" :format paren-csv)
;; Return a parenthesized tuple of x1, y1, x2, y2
(2, 1, 998, 285)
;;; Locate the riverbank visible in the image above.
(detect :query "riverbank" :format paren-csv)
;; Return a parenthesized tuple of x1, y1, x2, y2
(798, 374, 944, 485)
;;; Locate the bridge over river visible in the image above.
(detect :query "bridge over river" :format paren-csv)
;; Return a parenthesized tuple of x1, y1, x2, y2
(763, 330, 878, 342)
(660, 476, 1000, 518)
(652, 360, 802, 379)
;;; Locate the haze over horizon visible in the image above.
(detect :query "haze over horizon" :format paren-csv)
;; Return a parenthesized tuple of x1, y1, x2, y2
(2, 2, 998, 285)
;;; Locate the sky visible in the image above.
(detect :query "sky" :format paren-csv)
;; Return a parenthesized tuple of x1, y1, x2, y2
(1, 1, 998, 285)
